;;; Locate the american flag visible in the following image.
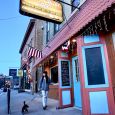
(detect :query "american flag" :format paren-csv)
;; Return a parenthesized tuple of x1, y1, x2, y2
(24, 46, 42, 82)
(27, 46, 42, 58)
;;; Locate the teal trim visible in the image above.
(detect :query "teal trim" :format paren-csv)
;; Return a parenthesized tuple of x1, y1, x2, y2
(84, 34, 100, 43)
(89, 91, 109, 114)
(82, 44, 109, 88)
(62, 90, 71, 105)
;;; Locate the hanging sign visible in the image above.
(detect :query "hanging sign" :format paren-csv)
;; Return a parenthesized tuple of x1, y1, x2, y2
(9, 69, 17, 76)
(18, 69, 23, 77)
(19, 0, 63, 23)
(62, 40, 70, 51)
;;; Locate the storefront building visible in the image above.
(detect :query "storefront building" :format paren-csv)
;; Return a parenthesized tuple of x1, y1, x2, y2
(33, 0, 115, 115)
(19, 19, 44, 93)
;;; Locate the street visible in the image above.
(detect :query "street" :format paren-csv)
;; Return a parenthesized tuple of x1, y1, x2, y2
(0, 90, 82, 115)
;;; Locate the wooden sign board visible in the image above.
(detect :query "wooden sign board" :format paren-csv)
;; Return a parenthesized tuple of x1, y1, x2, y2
(19, 0, 63, 23)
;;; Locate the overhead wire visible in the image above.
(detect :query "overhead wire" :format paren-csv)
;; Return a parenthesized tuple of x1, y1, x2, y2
(0, 16, 22, 21)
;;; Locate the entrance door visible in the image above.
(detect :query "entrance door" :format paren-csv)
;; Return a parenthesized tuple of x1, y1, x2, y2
(72, 56, 82, 108)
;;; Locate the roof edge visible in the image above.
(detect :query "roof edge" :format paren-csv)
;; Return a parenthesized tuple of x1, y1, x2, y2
(19, 19, 35, 54)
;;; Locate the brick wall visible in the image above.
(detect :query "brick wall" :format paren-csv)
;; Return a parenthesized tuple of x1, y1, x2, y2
(35, 19, 44, 51)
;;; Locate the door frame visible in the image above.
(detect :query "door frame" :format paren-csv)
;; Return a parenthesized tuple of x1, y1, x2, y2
(72, 56, 82, 109)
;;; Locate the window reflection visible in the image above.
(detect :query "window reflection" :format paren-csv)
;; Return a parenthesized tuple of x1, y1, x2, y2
(75, 59, 79, 82)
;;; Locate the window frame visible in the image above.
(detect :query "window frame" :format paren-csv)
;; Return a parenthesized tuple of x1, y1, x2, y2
(46, 22, 50, 44)
(82, 44, 109, 88)
(54, 23, 59, 35)
(50, 65, 58, 84)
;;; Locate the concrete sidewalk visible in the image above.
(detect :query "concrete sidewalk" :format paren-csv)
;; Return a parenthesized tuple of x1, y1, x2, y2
(0, 90, 82, 115)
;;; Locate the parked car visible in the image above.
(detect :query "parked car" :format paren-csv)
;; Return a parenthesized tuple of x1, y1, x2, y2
(14, 85, 19, 89)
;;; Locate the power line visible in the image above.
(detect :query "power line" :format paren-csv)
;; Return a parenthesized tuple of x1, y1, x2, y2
(0, 16, 22, 21)
(0, 60, 19, 62)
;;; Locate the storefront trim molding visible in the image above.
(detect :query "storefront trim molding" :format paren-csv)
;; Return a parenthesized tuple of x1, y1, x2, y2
(33, 0, 115, 68)
(82, 44, 109, 88)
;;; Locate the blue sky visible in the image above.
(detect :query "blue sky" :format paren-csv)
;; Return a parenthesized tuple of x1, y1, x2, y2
(0, 0, 30, 75)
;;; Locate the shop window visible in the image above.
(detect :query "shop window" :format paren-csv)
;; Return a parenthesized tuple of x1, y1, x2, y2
(85, 47, 105, 85)
(51, 66, 58, 83)
(54, 23, 59, 35)
(112, 32, 115, 50)
(82, 44, 109, 88)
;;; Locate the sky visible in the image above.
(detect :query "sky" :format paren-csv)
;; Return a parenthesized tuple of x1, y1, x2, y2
(0, 0, 30, 75)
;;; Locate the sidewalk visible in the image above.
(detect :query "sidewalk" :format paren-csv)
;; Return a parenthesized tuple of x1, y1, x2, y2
(0, 90, 82, 115)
